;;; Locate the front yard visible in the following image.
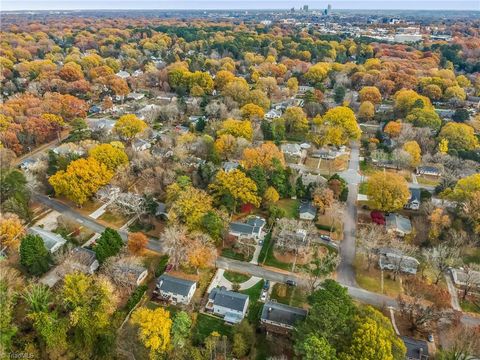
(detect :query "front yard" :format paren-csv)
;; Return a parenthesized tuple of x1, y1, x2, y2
(270, 283, 308, 308)
(354, 254, 403, 297)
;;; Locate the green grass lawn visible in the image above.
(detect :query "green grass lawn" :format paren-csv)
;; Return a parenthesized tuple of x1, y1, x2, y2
(258, 233, 271, 264)
(416, 176, 440, 186)
(192, 313, 233, 345)
(276, 199, 300, 219)
(270, 283, 307, 308)
(221, 247, 253, 262)
(358, 182, 368, 195)
(360, 160, 375, 175)
(463, 247, 480, 264)
(460, 299, 480, 314)
(240, 280, 265, 324)
(223, 271, 251, 284)
(98, 210, 128, 227)
(263, 242, 293, 271)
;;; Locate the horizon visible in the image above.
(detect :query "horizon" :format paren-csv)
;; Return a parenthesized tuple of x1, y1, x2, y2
(2, 0, 480, 11)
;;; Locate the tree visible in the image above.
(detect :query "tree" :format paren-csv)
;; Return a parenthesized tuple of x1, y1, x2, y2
(114, 114, 147, 141)
(437, 325, 480, 360)
(217, 118, 253, 141)
(444, 85, 466, 102)
(0, 263, 23, 353)
(359, 86, 381, 104)
(394, 89, 432, 117)
(242, 142, 286, 170)
(19, 234, 51, 276)
(313, 187, 334, 214)
(209, 169, 261, 210)
(246, 166, 268, 195)
(0, 169, 31, 220)
(358, 101, 375, 121)
(186, 234, 216, 271)
(232, 320, 255, 358)
(128, 232, 148, 255)
(383, 121, 402, 138)
(406, 108, 442, 130)
(62, 273, 117, 359)
(49, 157, 113, 206)
(423, 84, 442, 101)
(241, 103, 265, 121)
(287, 77, 299, 95)
(428, 208, 451, 240)
(131, 307, 172, 358)
(200, 211, 225, 244)
(314, 106, 361, 146)
(214, 134, 238, 160)
(334, 86, 346, 104)
(283, 106, 308, 135)
(439, 123, 478, 151)
(459, 263, 480, 300)
(357, 224, 392, 270)
(366, 172, 409, 212)
(402, 141, 421, 167)
(89, 143, 129, 171)
(438, 138, 449, 154)
(304, 251, 339, 293)
(452, 108, 470, 123)
(296, 335, 337, 360)
(161, 225, 189, 269)
(305, 62, 330, 84)
(263, 186, 280, 204)
(171, 311, 192, 349)
(423, 244, 460, 285)
(447, 174, 480, 201)
(397, 295, 447, 333)
(93, 228, 124, 263)
(0, 213, 25, 252)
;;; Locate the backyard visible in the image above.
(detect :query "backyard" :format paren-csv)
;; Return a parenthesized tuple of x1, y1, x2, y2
(240, 280, 265, 323)
(275, 199, 300, 219)
(192, 313, 233, 345)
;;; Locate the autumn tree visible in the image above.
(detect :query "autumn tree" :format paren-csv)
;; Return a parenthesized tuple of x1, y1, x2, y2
(19, 234, 51, 276)
(217, 118, 253, 141)
(89, 143, 129, 171)
(242, 141, 286, 170)
(304, 250, 339, 293)
(283, 106, 308, 135)
(0, 213, 25, 253)
(358, 101, 375, 121)
(428, 208, 451, 240)
(263, 186, 280, 204)
(305, 62, 330, 84)
(241, 103, 265, 121)
(439, 123, 479, 151)
(114, 114, 147, 142)
(366, 172, 409, 212)
(314, 106, 361, 146)
(171, 311, 192, 349)
(383, 121, 402, 138)
(394, 89, 432, 117)
(214, 134, 238, 160)
(359, 86, 381, 104)
(161, 225, 189, 269)
(131, 307, 172, 358)
(423, 243, 460, 285)
(446, 173, 480, 201)
(397, 295, 447, 333)
(402, 141, 421, 167)
(406, 108, 442, 130)
(49, 157, 113, 206)
(357, 224, 392, 270)
(313, 186, 334, 214)
(128, 232, 148, 255)
(209, 169, 261, 210)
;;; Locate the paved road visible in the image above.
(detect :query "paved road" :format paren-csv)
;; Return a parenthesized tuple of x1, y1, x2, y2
(337, 142, 362, 286)
(32, 193, 164, 253)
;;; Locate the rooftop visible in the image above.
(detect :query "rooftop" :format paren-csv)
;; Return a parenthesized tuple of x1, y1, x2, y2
(157, 274, 196, 296)
(261, 301, 307, 327)
(209, 288, 249, 312)
(29, 227, 67, 253)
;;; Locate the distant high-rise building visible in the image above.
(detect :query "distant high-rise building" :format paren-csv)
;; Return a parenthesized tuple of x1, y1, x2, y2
(303, 5, 309, 12)
(327, 4, 332, 15)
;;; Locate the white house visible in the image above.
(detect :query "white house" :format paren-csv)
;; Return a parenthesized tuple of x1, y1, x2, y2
(451, 268, 480, 290)
(281, 143, 303, 158)
(116, 70, 130, 79)
(206, 288, 249, 324)
(132, 139, 151, 152)
(155, 274, 197, 305)
(264, 109, 282, 120)
(379, 248, 419, 275)
(29, 227, 67, 254)
(228, 216, 266, 240)
(416, 166, 441, 177)
(404, 188, 421, 211)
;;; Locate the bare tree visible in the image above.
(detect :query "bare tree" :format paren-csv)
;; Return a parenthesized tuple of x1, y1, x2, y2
(423, 243, 461, 285)
(460, 263, 480, 300)
(273, 219, 315, 254)
(439, 325, 480, 359)
(304, 249, 339, 293)
(160, 224, 189, 270)
(397, 295, 451, 333)
(357, 223, 392, 270)
(386, 238, 418, 281)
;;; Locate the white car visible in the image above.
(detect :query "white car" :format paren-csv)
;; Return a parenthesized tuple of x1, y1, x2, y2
(260, 290, 268, 302)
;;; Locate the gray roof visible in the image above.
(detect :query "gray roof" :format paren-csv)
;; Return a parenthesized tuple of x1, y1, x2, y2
(299, 201, 316, 216)
(261, 301, 307, 327)
(157, 274, 196, 296)
(417, 166, 441, 175)
(29, 227, 67, 252)
(386, 213, 412, 234)
(246, 217, 266, 228)
(222, 161, 240, 172)
(71, 247, 98, 267)
(229, 222, 255, 235)
(401, 336, 429, 360)
(209, 288, 249, 312)
(409, 188, 421, 203)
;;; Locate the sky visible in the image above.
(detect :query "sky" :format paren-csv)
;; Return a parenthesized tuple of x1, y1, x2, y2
(1, 0, 479, 11)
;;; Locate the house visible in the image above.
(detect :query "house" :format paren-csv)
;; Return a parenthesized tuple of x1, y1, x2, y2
(404, 188, 421, 210)
(86, 118, 116, 134)
(379, 248, 419, 275)
(127, 92, 145, 101)
(155, 274, 197, 305)
(222, 161, 240, 173)
(300, 171, 326, 186)
(260, 301, 307, 336)
(52, 143, 85, 157)
(386, 213, 412, 237)
(206, 287, 249, 324)
(69, 247, 100, 274)
(281, 143, 303, 158)
(310, 148, 341, 160)
(28, 227, 67, 254)
(264, 109, 282, 120)
(298, 201, 317, 220)
(435, 108, 455, 119)
(19, 158, 39, 171)
(116, 70, 130, 79)
(416, 166, 441, 177)
(110, 262, 148, 287)
(450, 268, 480, 290)
(401, 336, 429, 360)
(228, 216, 266, 240)
(378, 104, 393, 113)
(188, 115, 206, 126)
(155, 202, 168, 219)
(298, 85, 314, 94)
(132, 139, 151, 152)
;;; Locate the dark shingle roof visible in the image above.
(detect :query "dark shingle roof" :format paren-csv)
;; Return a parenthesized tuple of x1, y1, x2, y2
(299, 201, 316, 216)
(229, 222, 255, 235)
(209, 288, 249, 312)
(401, 336, 429, 359)
(261, 301, 307, 327)
(157, 274, 196, 296)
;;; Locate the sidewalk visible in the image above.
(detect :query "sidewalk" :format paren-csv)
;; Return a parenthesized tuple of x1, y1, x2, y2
(445, 273, 461, 311)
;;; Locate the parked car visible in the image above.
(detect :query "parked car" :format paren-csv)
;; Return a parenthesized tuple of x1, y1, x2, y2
(320, 234, 332, 242)
(260, 290, 268, 302)
(428, 334, 434, 342)
(263, 280, 270, 290)
(165, 264, 174, 272)
(286, 279, 297, 286)
(259, 239, 264, 246)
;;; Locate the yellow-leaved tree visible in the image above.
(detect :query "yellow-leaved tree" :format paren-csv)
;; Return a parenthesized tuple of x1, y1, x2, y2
(114, 114, 147, 141)
(402, 141, 421, 167)
(89, 143, 128, 171)
(366, 172, 410, 212)
(0, 213, 25, 252)
(263, 186, 280, 204)
(209, 169, 261, 210)
(314, 106, 361, 146)
(305, 62, 331, 83)
(49, 157, 113, 206)
(241, 103, 265, 121)
(217, 118, 253, 141)
(242, 141, 285, 170)
(131, 307, 172, 359)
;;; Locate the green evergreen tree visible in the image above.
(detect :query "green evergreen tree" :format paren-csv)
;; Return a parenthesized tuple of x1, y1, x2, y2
(20, 234, 51, 275)
(93, 228, 123, 263)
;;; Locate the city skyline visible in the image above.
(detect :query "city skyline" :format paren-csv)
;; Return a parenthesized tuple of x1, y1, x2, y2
(2, 0, 479, 11)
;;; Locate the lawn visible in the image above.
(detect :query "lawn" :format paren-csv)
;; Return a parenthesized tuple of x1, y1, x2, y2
(358, 182, 369, 195)
(359, 160, 375, 175)
(257, 232, 272, 264)
(262, 240, 293, 271)
(275, 199, 300, 219)
(240, 280, 265, 324)
(416, 176, 440, 186)
(98, 210, 128, 227)
(270, 283, 308, 308)
(221, 247, 253, 262)
(463, 247, 480, 264)
(354, 254, 402, 297)
(192, 313, 233, 345)
(223, 271, 251, 284)
(460, 298, 480, 314)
